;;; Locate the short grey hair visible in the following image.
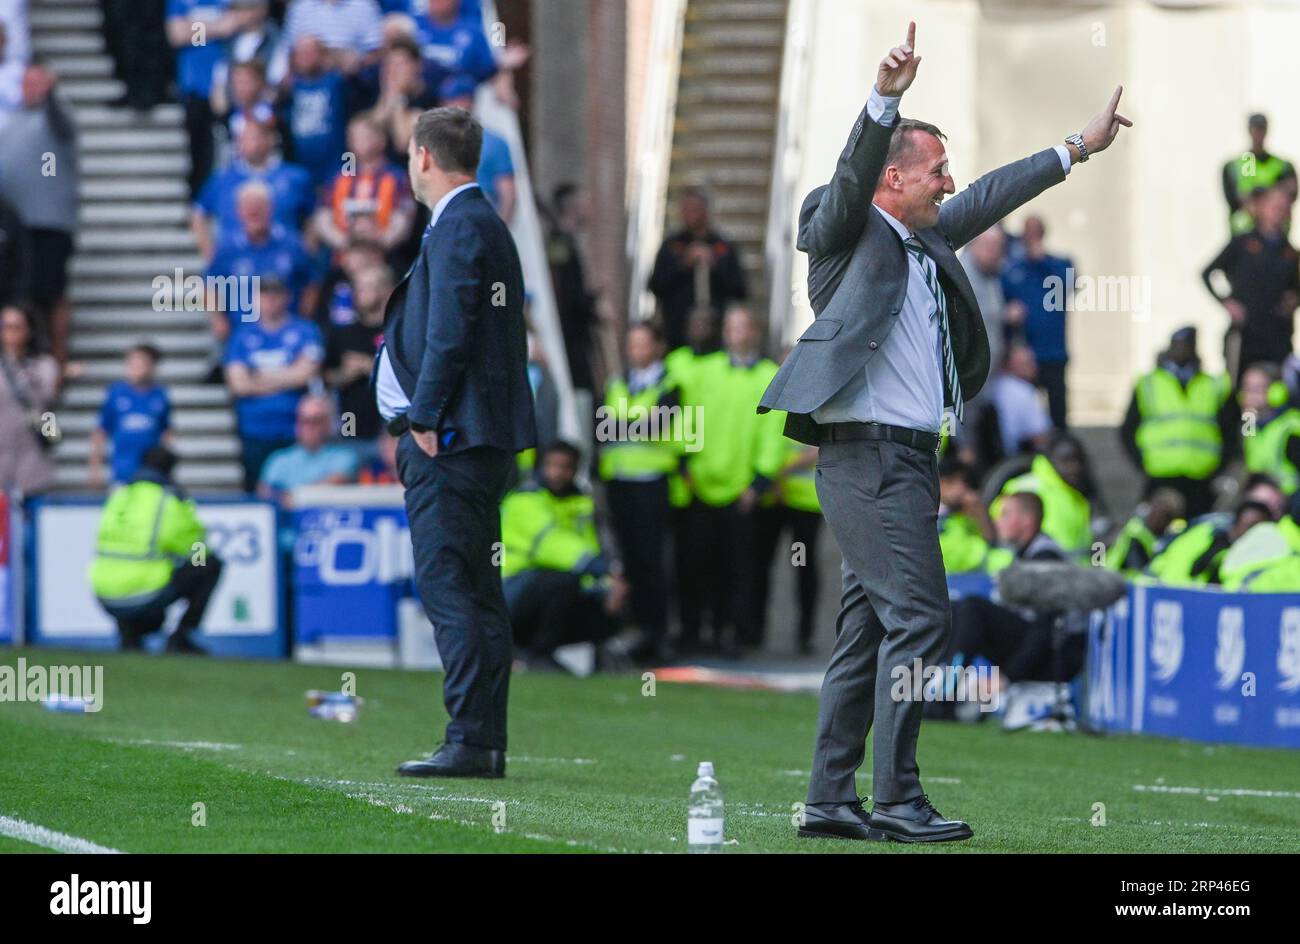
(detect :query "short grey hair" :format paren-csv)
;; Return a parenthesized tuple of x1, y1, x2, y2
(885, 118, 947, 170)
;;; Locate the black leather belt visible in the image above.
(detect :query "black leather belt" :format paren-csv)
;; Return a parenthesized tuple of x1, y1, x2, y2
(386, 414, 411, 437)
(817, 421, 940, 454)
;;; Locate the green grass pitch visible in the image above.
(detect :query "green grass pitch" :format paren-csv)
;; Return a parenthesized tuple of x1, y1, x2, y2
(1, 648, 1297, 853)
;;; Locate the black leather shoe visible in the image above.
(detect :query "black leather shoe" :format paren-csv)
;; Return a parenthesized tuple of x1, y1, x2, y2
(868, 794, 973, 842)
(165, 634, 208, 655)
(797, 799, 885, 841)
(396, 743, 505, 779)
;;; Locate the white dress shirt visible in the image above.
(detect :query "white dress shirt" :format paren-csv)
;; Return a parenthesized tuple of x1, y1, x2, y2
(811, 88, 1071, 433)
(375, 181, 482, 423)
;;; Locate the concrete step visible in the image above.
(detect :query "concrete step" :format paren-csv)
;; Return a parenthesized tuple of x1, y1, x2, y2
(74, 104, 186, 128)
(72, 254, 206, 278)
(72, 307, 211, 331)
(71, 281, 175, 304)
(673, 137, 776, 161)
(31, 5, 104, 30)
(675, 108, 775, 134)
(32, 33, 101, 55)
(76, 358, 210, 384)
(81, 202, 190, 226)
(677, 82, 778, 106)
(81, 128, 188, 153)
(679, 53, 782, 77)
(81, 152, 189, 176)
(45, 54, 114, 79)
(682, 24, 784, 49)
(56, 434, 240, 462)
(688, 0, 785, 18)
(70, 331, 213, 357)
(57, 409, 236, 437)
(61, 79, 127, 104)
(62, 383, 231, 409)
(669, 165, 770, 187)
(78, 227, 196, 251)
(81, 177, 190, 202)
(54, 462, 246, 492)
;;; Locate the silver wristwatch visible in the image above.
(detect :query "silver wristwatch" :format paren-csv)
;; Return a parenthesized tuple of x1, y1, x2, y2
(1066, 132, 1088, 162)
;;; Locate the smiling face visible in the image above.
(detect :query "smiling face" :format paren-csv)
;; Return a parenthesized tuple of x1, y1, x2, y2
(877, 127, 954, 231)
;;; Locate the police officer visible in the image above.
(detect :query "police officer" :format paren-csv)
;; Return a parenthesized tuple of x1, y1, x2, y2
(1119, 327, 1236, 518)
(597, 323, 679, 661)
(994, 434, 1094, 557)
(89, 447, 223, 653)
(1240, 362, 1300, 495)
(1105, 487, 1185, 575)
(501, 441, 628, 666)
(676, 306, 784, 653)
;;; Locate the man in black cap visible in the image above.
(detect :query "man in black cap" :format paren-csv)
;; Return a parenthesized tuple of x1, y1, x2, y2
(1119, 326, 1238, 518)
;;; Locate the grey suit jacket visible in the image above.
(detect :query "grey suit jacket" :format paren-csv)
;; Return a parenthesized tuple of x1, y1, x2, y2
(758, 100, 1068, 445)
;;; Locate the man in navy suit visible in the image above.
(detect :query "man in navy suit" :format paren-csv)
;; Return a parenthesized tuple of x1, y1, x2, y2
(376, 107, 536, 779)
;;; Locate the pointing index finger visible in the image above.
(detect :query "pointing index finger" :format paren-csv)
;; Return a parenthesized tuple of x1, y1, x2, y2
(1107, 84, 1123, 115)
(906, 21, 916, 51)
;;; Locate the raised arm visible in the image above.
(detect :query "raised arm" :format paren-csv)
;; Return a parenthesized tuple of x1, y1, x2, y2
(798, 23, 921, 258)
(939, 85, 1132, 249)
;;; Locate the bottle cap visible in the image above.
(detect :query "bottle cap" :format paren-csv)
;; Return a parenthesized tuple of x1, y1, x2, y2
(697, 761, 715, 778)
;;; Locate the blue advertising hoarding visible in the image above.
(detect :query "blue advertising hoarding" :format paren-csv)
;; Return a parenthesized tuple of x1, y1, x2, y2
(1088, 584, 1300, 749)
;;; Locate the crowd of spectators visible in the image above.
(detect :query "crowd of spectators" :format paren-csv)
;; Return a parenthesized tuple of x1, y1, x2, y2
(78, 0, 525, 502)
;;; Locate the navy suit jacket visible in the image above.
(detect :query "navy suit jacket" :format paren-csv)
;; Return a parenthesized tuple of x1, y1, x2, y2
(383, 186, 536, 455)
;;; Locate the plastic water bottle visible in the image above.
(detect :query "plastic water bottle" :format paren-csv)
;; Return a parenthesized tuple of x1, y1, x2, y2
(688, 761, 724, 853)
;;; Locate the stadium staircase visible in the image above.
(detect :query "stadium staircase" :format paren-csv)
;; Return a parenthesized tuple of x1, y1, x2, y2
(36, 0, 243, 491)
(669, 0, 787, 320)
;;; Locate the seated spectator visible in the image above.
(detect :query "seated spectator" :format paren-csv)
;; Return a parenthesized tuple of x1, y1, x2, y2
(315, 238, 386, 327)
(943, 492, 1083, 726)
(1148, 499, 1274, 587)
(986, 344, 1052, 460)
(1239, 361, 1300, 495)
(358, 429, 400, 484)
(1105, 488, 1185, 576)
(223, 275, 325, 490)
(938, 460, 995, 574)
(257, 394, 359, 504)
(315, 112, 414, 251)
(89, 446, 223, 654)
(89, 344, 172, 490)
(438, 75, 514, 222)
(207, 180, 321, 343)
(192, 118, 316, 261)
(1220, 492, 1300, 591)
(501, 441, 629, 668)
(0, 61, 79, 363)
(0, 304, 58, 496)
(993, 433, 1092, 557)
(283, 34, 351, 190)
(280, 0, 383, 76)
(323, 263, 390, 446)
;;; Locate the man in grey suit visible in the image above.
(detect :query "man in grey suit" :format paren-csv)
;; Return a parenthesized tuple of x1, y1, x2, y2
(758, 23, 1130, 842)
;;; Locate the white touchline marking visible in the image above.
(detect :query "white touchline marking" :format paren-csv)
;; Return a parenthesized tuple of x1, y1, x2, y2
(0, 815, 123, 854)
(1134, 784, 1300, 800)
(106, 737, 243, 752)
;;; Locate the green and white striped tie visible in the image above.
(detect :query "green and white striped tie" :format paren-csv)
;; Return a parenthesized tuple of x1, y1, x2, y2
(902, 235, 964, 425)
